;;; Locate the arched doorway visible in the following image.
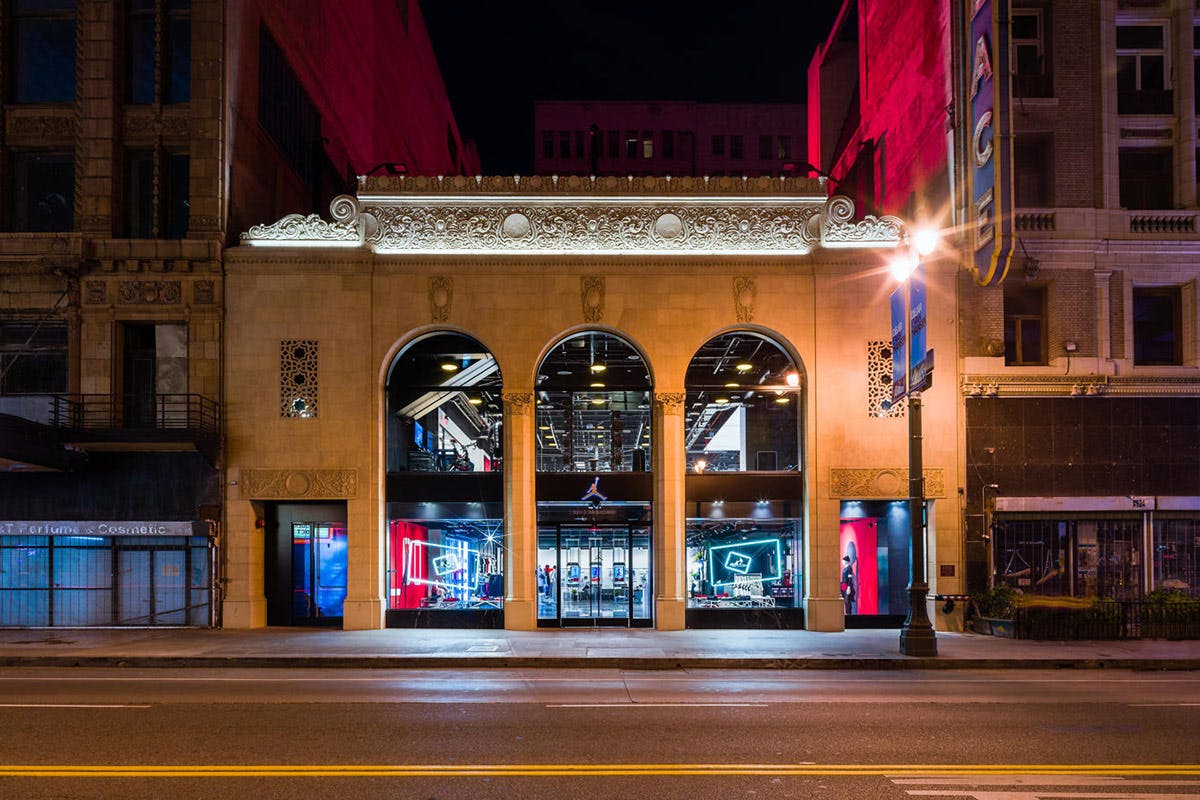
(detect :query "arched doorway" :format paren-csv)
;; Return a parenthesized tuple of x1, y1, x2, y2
(384, 332, 504, 627)
(683, 331, 806, 628)
(533, 331, 654, 627)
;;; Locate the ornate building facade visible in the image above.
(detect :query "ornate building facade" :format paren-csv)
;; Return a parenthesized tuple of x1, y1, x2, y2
(226, 175, 964, 632)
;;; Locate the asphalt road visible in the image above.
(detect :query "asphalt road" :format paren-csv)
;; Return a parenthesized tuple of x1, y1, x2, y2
(2, 667, 1199, 799)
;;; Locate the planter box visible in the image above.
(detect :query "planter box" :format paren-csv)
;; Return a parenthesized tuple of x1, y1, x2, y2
(972, 616, 1014, 637)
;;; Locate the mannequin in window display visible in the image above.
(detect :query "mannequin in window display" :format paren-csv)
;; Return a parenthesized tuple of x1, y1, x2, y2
(840, 554, 857, 614)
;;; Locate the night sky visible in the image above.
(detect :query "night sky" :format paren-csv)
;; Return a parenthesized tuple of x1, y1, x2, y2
(419, 1, 843, 175)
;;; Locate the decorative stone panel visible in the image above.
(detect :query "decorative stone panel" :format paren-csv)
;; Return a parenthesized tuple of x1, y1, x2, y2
(733, 277, 756, 322)
(829, 468, 946, 499)
(85, 281, 107, 305)
(280, 339, 318, 418)
(428, 277, 452, 322)
(867, 340, 905, 418)
(501, 391, 533, 414)
(241, 469, 358, 499)
(193, 280, 215, 304)
(118, 281, 181, 304)
(581, 276, 605, 322)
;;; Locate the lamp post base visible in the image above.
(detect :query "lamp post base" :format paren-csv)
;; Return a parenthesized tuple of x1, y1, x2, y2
(899, 624, 938, 656)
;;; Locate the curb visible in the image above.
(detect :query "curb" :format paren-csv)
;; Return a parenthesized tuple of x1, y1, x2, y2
(2, 656, 1199, 670)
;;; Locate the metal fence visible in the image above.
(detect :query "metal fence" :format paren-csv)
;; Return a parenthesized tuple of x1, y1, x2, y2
(1013, 600, 1200, 641)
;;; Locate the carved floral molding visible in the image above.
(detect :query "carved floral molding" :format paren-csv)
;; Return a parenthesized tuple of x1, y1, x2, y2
(654, 393, 687, 414)
(241, 189, 905, 255)
(241, 469, 358, 500)
(829, 468, 946, 499)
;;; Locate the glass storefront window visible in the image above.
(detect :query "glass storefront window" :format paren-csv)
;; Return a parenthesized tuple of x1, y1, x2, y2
(685, 332, 800, 473)
(990, 516, 1143, 600)
(686, 517, 802, 609)
(387, 503, 503, 611)
(536, 332, 652, 473)
(386, 333, 502, 473)
(1153, 517, 1199, 595)
(839, 500, 913, 617)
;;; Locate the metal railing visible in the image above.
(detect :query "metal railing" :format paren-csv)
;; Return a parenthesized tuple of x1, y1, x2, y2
(1012, 600, 1200, 641)
(49, 393, 219, 433)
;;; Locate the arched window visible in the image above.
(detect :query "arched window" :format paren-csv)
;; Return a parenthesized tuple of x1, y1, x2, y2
(684, 332, 800, 473)
(535, 331, 652, 473)
(684, 332, 805, 624)
(384, 333, 503, 624)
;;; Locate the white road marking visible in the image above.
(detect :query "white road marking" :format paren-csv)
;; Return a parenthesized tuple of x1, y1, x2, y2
(0, 703, 150, 708)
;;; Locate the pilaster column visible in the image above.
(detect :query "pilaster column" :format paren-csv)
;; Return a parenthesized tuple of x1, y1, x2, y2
(221, 494, 266, 628)
(503, 390, 537, 629)
(652, 391, 686, 630)
(342, 493, 383, 629)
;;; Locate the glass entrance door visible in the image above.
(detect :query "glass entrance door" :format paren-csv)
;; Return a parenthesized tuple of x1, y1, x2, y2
(291, 522, 348, 624)
(548, 524, 651, 627)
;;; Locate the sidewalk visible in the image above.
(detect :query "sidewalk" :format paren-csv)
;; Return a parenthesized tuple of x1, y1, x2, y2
(1, 626, 1198, 669)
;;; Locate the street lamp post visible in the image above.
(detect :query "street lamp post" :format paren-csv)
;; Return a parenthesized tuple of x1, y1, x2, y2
(892, 230, 938, 657)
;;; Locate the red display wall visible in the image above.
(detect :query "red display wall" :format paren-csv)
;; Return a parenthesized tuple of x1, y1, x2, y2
(388, 520, 428, 609)
(839, 517, 879, 615)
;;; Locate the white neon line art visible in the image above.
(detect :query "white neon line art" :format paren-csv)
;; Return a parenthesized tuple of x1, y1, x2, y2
(708, 538, 783, 588)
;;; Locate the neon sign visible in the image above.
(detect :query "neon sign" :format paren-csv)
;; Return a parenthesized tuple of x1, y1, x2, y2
(708, 538, 783, 588)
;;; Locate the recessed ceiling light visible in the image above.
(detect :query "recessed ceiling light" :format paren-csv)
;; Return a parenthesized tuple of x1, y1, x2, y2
(590, 398, 606, 405)
(539, 425, 550, 430)
(725, 382, 738, 388)
(468, 397, 482, 405)
(590, 382, 605, 388)
(775, 396, 791, 404)
(557, 370, 572, 376)
(736, 363, 752, 372)
(590, 364, 607, 373)
(441, 363, 459, 372)
(715, 397, 729, 405)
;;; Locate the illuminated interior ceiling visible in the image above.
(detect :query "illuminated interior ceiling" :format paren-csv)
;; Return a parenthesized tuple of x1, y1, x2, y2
(684, 333, 801, 450)
(388, 335, 503, 440)
(535, 332, 651, 464)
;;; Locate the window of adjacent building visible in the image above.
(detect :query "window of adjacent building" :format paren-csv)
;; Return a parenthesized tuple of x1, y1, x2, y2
(558, 131, 570, 159)
(258, 27, 319, 189)
(758, 135, 773, 160)
(1119, 147, 1174, 208)
(0, 321, 67, 395)
(1014, 135, 1053, 206)
(1116, 22, 1172, 114)
(777, 135, 792, 160)
(126, 0, 190, 105)
(1003, 283, 1046, 365)
(625, 131, 638, 159)
(8, 151, 73, 231)
(9, 0, 75, 104)
(641, 131, 653, 158)
(541, 130, 554, 160)
(679, 131, 694, 161)
(606, 130, 619, 158)
(661, 130, 675, 159)
(124, 149, 188, 238)
(1012, 7, 1052, 97)
(573, 130, 585, 158)
(1133, 286, 1182, 365)
(729, 135, 744, 160)
(711, 135, 725, 157)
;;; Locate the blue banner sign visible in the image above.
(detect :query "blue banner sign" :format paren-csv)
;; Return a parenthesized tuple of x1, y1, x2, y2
(890, 285, 908, 403)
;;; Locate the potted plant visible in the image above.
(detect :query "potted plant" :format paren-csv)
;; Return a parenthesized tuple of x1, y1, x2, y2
(970, 584, 1019, 637)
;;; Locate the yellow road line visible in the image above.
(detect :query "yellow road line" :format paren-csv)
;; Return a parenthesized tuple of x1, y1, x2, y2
(0, 764, 1198, 778)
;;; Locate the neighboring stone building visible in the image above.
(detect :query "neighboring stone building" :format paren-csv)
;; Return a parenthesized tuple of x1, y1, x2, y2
(535, 101, 807, 178)
(810, 0, 1200, 600)
(227, 175, 965, 632)
(0, 0, 473, 627)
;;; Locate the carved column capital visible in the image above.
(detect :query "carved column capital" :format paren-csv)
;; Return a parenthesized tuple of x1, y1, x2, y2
(654, 392, 686, 414)
(502, 391, 534, 414)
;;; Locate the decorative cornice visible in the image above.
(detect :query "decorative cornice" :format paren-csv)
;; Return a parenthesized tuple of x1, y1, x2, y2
(359, 174, 827, 196)
(241, 191, 906, 255)
(961, 374, 1200, 397)
(829, 468, 946, 499)
(241, 469, 358, 499)
(654, 392, 687, 414)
